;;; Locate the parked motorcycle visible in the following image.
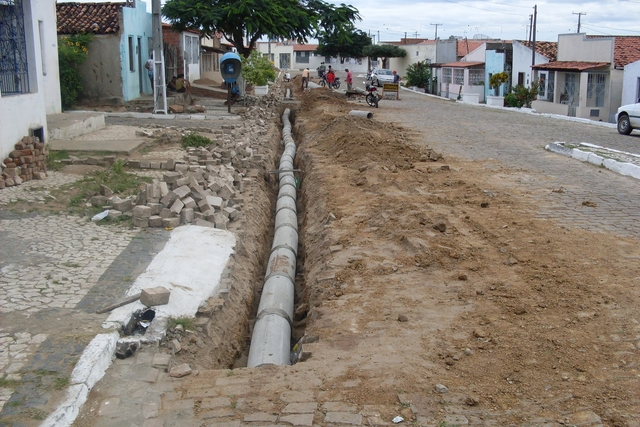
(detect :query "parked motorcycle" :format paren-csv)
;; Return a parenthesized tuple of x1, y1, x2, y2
(364, 81, 379, 108)
(320, 75, 341, 89)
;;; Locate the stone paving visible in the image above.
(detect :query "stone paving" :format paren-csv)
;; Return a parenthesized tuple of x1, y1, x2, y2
(0, 172, 81, 205)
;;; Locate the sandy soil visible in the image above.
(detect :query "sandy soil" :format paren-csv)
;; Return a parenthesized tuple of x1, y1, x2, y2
(279, 84, 640, 425)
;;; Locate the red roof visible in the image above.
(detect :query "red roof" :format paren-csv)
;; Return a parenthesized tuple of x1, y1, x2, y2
(293, 44, 318, 52)
(57, 3, 122, 35)
(517, 40, 558, 62)
(441, 61, 484, 68)
(457, 40, 485, 57)
(614, 36, 640, 68)
(533, 61, 609, 71)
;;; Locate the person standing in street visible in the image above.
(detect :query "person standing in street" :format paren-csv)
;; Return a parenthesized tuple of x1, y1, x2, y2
(145, 57, 154, 88)
(393, 70, 401, 99)
(302, 68, 310, 89)
(345, 68, 353, 91)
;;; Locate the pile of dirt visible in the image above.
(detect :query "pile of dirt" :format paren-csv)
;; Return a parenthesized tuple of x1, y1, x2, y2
(292, 88, 640, 425)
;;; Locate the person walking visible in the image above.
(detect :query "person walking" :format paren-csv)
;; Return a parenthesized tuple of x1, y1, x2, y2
(345, 68, 353, 91)
(393, 70, 401, 99)
(301, 68, 310, 89)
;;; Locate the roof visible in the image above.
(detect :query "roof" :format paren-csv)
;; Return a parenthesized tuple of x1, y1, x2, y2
(441, 61, 484, 68)
(457, 40, 485, 57)
(293, 44, 317, 52)
(382, 38, 432, 45)
(517, 40, 558, 61)
(532, 61, 609, 71)
(614, 36, 640, 68)
(57, 3, 122, 35)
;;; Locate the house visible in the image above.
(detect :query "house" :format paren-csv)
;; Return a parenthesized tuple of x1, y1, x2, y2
(386, 39, 437, 77)
(199, 34, 229, 83)
(257, 41, 293, 69)
(256, 42, 367, 73)
(1, 0, 61, 162)
(512, 40, 557, 92)
(532, 33, 640, 122)
(57, 1, 153, 104)
(622, 59, 640, 105)
(430, 38, 488, 98)
(162, 23, 201, 83)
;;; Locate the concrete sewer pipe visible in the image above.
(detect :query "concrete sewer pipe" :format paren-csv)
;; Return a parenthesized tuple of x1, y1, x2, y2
(247, 108, 298, 367)
(348, 110, 373, 119)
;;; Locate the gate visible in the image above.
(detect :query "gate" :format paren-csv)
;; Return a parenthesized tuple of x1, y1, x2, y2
(0, 0, 30, 95)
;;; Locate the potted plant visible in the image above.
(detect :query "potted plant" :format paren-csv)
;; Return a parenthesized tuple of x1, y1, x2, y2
(487, 71, 509, 106)
(242, 50, 276, 95)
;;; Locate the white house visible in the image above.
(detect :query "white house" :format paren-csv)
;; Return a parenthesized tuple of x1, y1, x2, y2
(622, 59, 640, 105)
(0, 0, 61, 160)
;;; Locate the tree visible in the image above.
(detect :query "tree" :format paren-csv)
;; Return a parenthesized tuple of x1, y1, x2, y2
(362, 44, 407, 69)
(489, 71, 509, 96)
(316, 27, 371, 61)
(405, 61, 431, 88)
(242, 50, 277, 86)
(162, 0, 360, 58)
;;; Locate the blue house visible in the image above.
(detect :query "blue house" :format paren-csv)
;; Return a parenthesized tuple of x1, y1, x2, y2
(57, 1, 153, 104)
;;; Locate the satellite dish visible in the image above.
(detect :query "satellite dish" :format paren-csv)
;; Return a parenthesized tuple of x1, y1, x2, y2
(473, 34, 491, 40)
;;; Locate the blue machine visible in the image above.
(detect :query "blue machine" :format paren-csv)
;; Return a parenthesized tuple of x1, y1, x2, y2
(220, 52, 242, 83)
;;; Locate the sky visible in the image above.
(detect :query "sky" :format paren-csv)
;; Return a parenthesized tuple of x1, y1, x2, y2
(326, 0, 640, 42)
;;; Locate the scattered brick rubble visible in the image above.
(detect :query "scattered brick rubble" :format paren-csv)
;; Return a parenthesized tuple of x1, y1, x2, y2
(0, 136, 48, 189)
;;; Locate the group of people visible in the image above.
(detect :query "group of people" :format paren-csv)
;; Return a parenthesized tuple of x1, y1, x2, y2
(145, 57, 192, 93)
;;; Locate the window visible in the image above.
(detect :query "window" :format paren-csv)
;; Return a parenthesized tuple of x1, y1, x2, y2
(469, 69, 484, 85)
(587, 72, 606, 107)
(0, 0, 30, 95)
(295, 51, 309, 64)
(453, 68, 464, 85)
(38, 20, 46, 76)
(538, 73, 546, 96)
(517, 72, 524, 86)
(128, 36, 135, 71)
(416, 51, 419, 57)
(443, 68, 452, 84)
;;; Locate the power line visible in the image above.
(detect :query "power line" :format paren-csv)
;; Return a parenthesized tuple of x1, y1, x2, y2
(580, 23, 640, 34)
(441, 0, 526, 17)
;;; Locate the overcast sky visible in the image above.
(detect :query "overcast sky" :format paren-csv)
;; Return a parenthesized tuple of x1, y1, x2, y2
(327, 0, 640, 42)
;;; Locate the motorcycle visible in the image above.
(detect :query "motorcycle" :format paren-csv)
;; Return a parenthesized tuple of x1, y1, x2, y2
(320, 75, 341, 89)
(364, 81, 379, 108)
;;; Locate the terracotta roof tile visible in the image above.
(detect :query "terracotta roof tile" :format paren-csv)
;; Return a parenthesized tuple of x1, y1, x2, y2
(57, 3, 122, 35)
(517, 40, 557, 61)
(457, 40, 485, 57)
(293, 44, 317, 52)
(532, 61, 609, 71)
(613, 36, 640, 67)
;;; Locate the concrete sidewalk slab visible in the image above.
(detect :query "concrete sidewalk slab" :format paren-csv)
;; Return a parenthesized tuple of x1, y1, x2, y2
(48, 138, 146, 154)
(47, 112, 106, 140)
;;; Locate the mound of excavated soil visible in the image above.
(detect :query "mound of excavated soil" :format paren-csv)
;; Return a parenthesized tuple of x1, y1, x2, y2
(292, 88, 640, 425)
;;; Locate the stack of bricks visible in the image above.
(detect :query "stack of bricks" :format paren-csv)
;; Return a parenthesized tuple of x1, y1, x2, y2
(1, 136, 47, 189)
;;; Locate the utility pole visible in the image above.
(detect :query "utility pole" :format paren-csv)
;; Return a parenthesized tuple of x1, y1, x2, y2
(573, 12, 586, 33)
(404, 32, 407, 43)
(531, 5, 537, 68)
(430, 23, 442, 40)
(377, 30, 380, 44)
(528, 14, 533, 44)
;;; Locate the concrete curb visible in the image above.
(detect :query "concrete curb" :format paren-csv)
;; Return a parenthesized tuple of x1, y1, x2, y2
(40, 332, 119, 427)
(69, 110, 241, 121)
(545, 142, 640, 180)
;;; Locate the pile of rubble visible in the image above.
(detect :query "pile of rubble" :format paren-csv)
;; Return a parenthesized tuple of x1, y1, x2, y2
(0, 136, 47, 189)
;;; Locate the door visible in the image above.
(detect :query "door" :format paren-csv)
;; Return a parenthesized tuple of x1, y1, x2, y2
(279, 53, 291, 69)
(137, 37, 143, 93)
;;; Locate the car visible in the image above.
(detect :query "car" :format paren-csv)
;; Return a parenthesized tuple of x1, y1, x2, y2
(616, 101, 640, 135)
(372, 69, 395, 87)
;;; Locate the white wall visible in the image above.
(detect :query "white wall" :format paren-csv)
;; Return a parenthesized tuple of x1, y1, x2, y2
(464, 44, 486, 62)
(512, 41, 550, 87)
(0, 0, 60, 160)
(622, 60, 640, 105)
(557, 33, 613, 63)
(388, 43, 437, 77)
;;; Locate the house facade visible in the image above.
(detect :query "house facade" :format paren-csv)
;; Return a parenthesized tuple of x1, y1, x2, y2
(57, 1, 153, 104)
(1, 0, 61, 160)
(622, 59, 640, 105)
(386, 40, 437, 77)
(162, 24, 201, 82)
(256, 42, 368, 73)
(532, 34, 640, 122)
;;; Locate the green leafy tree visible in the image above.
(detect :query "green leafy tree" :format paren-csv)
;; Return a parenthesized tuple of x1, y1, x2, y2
(361, 44, 407, 69)
(316, 27, 371, 61)
(489, 71, 509, 96)
(58, 34, 92, 110)
(162, 0, 360, 58)
(405, 61, 431, 88)
(242, 50, 276, 86)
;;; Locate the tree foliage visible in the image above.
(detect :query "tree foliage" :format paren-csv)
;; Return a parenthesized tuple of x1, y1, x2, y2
(489, 71, 509, 95)
(58, 34, 93, 110)
(316, 27, 371, 60)
(162, 0, 360, 58)
(405, 60, 431, 88)
(242, 50, 277, 86)
(362, 44, 407, 61)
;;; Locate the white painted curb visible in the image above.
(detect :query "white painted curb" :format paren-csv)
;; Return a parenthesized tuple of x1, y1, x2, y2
(545, 142, 640, 180)
(40, 332, 118, 427)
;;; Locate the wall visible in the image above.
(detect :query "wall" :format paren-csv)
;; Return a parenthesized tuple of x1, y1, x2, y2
(121, 0, 153, 101)
(388, 43, 437, 77)
(77, 34, 124, 103)
(622, 60, 640, 105)
(256, 43, 293, 69)
(464, 44, 486, 62)
(485, 51, 506, 98)
(532, 99, 569, 115)
(512, 41, 549, 88)
(0, 0, 60, 160)
(557, 33, 613, 63)
(435, 39, 458, 64)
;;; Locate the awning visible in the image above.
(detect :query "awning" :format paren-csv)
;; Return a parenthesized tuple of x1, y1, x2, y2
(533, 61, 609, 71)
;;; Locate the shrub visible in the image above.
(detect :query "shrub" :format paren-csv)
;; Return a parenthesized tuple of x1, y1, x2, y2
(405, 60, 431, 88)
(505, 82, 539, 108)
(241, 50, 276, 86)
(489, 71, 509, 96)
(58, 34, 92, 110)
(504, 92, 519, 107)
(182, 133, 214, 148)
